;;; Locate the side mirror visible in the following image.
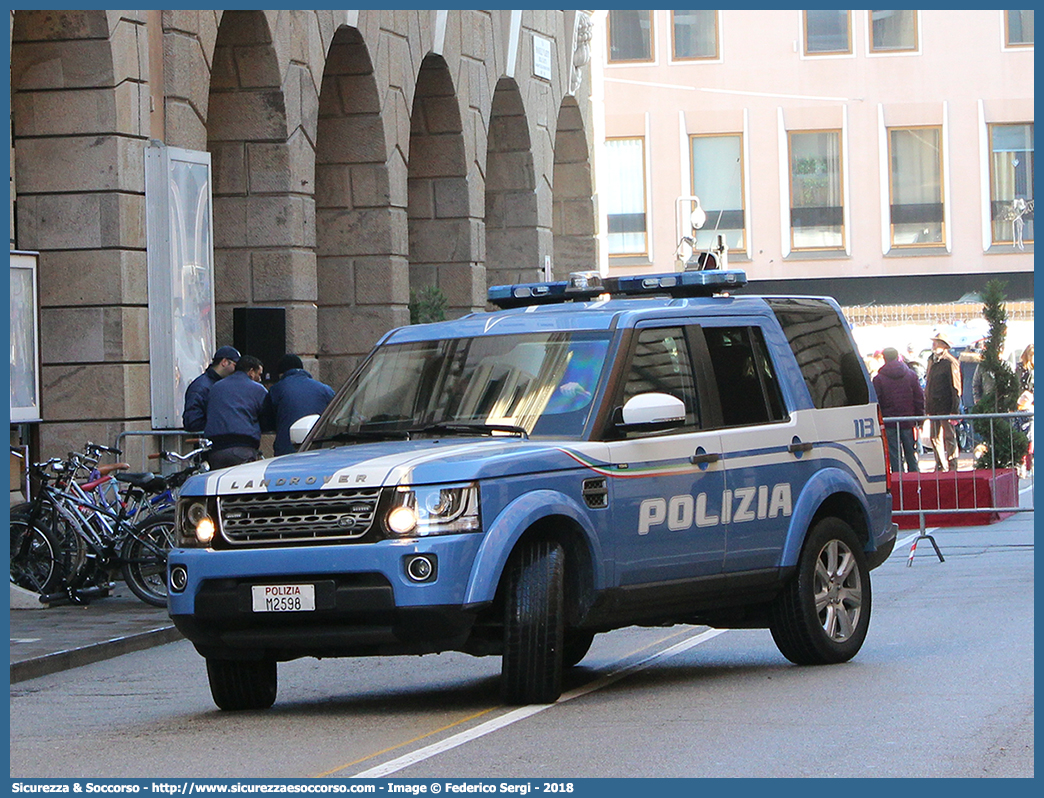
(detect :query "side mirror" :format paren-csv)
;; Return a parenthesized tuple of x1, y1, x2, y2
(289, 414, 321, 446)
(618, 393, 686, 428)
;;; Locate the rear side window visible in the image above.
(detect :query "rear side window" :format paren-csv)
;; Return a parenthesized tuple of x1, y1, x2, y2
(702, 326, 787, 426)
(766, 298, 869, 408)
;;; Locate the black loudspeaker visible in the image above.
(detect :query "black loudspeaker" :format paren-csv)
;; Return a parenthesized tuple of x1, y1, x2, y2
(233, 307, 286, 384)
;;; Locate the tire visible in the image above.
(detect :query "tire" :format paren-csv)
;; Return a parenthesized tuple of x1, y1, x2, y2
(206, 658, 278, 711)
(121, 511, 176, 607)
(10, 511, 64, 594)
(769, 518, 872, 665)
(501, 539, 566, 705)
(562, 630, 595, 668)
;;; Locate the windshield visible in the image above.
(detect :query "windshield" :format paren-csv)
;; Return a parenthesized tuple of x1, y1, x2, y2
(308, 331, 611, 444)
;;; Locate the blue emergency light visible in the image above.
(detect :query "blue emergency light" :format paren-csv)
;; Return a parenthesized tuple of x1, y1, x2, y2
(488, 268, 747, 309)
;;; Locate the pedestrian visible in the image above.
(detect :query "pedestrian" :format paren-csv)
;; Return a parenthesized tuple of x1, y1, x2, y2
(182, 346, 240, 432)
(872, 347, 924, 474)
(264, 354, 337, 456)
(203, 355, 275, 469)
(1017, 343, 1034, 393)
(924, 333, 962, 472)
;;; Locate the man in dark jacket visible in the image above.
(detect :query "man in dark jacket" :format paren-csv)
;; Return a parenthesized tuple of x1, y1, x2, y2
(873, 347, 925, 473)
(203, 355, 275, 469)
(183, 345, 240, 432)
(264, 354, 336, 456)
(924, 334, 962, 472)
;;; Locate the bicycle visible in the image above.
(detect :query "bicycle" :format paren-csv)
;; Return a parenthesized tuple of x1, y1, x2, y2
(10, 439, 210, 607)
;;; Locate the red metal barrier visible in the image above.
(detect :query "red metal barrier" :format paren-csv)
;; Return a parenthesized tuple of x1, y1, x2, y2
(891, 469, 1020, 528)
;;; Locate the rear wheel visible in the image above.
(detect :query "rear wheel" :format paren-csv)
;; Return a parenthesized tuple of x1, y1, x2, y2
(770, 518, 871, 665)
(10, 511, 63, 594)
(121, 511, 175, 607)
(206, 658, 277, 711)
(501, 539, 565, 705)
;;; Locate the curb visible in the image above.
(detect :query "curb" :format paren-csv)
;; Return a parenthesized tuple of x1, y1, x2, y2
(10, 625, 183, 684)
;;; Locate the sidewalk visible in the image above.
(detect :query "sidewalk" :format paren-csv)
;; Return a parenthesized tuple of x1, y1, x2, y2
(9, 582, 181, 683)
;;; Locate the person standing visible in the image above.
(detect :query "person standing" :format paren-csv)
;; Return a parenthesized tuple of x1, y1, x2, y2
(203, 355, 275, 469)
(183, 345, 240, 432)
(924, 334, 962, 472)
(873, 347, 924, 473)
(264, 354, 337, 456)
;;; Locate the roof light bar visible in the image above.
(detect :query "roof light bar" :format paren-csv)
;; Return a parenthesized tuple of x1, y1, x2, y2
(488, 269, 747, 309)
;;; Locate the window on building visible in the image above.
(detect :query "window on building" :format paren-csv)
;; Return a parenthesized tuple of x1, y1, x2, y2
(869, 10, 917, 52)
(803, 10, 852, 55)
(690, 134, 745, 253)
(672, 10, 719, 60)
(888, 127, 944, 247)
(1006, 10, 1034, 46)
(789, 130, 844, 250)
(609, 10, 654, 62)
(989, 123, 1034, 246)
(605, 138, 648, 256)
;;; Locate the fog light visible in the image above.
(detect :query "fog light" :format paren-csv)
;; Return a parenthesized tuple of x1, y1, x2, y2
(405, 554, 437, 583)
(170, 565, 188, 592)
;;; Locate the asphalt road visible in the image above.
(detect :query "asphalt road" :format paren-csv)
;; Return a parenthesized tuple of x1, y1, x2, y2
(9, 513, 1033, 779)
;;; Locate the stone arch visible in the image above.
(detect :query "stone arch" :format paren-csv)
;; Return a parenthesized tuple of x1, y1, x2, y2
(484, 77, 541, 287)
(206, 10, 306, 359)
(314, 25, 402, 388)
(11, 10, 150, 455)
(551, 96, 596, 277)
(407, 53, 483, 317)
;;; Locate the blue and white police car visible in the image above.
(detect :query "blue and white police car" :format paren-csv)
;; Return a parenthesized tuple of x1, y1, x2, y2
(168, 269, 897, 710)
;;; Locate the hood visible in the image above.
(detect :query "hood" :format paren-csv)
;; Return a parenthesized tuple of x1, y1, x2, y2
(182, 437, 609, 496)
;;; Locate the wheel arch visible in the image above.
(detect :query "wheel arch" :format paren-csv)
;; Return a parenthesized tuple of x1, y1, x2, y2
(463, 489, 601, 623)
(781, 468, 872, 568)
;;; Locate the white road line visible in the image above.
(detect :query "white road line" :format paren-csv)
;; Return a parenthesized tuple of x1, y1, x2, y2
(351, 628, 728, 778)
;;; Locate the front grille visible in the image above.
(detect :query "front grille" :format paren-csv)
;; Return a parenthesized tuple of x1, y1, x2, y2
(218, 488, 381, 545)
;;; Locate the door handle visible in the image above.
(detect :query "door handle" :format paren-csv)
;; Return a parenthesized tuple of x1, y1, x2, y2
(788, 441, 814, 454)
(690, 451, 721, 465)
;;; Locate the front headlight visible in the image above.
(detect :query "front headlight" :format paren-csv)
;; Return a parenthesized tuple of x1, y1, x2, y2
(177, 498, 218, 547)
(385, 482, 481, 537)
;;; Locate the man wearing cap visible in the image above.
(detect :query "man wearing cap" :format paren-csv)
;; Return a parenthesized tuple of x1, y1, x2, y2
(924, 334, 962, 472)
(183, 345, 240, 432)
(204, 355, 275, 469)
(263, 354, 336, 456)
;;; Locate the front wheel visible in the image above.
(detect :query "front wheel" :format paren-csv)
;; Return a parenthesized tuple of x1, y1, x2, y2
(769, 518, 871, 665)
(10, 511, 64, 594)
(121, 511, 176, 607)
(206, 658, 277, 711)
(501, 539, 566, 705)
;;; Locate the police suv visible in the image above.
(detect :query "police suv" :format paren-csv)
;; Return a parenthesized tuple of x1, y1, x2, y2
(169, 269, 897, 710)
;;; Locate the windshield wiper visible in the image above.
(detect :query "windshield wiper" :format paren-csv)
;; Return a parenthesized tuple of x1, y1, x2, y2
(407, 423, 529, 439)
(310, 429, 410, 444)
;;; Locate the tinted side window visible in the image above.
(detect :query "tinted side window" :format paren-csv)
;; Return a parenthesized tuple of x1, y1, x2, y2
(621, 327, 699, 427)
(702, 326, 787, 427)
(766, 298, 869, 408)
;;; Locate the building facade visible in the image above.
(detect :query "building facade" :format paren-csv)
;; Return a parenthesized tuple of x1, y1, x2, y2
(9, 9, 596, 460)
(595, 9, 1034, 305)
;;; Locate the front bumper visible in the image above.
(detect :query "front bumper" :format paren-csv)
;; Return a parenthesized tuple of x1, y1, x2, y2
(167, 534, 489, 660)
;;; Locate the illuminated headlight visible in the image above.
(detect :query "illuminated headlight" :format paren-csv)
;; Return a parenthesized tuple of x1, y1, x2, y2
(177, 499, 217, 547)
(385, 483, 481, 537)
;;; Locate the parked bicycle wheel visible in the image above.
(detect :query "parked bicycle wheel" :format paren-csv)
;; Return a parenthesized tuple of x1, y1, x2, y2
(121, 511, 176, 607)
(10, 510, 64, 594)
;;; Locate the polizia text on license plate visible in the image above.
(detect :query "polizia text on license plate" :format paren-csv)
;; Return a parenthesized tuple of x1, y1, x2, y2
(251, 584, 316, 612)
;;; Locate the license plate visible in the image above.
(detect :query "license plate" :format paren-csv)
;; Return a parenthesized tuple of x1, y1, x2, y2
(251, 584, 316, 613)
